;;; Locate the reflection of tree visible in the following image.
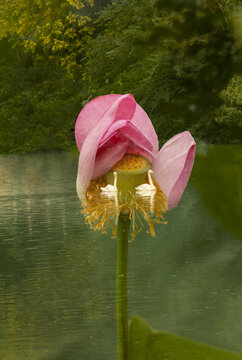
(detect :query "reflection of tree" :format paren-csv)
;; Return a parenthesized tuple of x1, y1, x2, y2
(125, 182, 242, 354)
(1, 151, 241, 358)
(191, 145, 242, 239)
(0, 219, 109, 358)
(0, 152, 111, 359)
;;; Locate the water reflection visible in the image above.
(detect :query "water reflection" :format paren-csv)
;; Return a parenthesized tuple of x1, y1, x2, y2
(191, 144, 242, 239)
(0, 147, 241, 359)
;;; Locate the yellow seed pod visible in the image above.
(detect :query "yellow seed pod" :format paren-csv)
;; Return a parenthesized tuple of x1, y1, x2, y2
(106, 154, 152, 194)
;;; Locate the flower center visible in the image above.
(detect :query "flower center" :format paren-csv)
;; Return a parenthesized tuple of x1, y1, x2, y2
(106, 154, 152, 194)
(113, 154, 150, 173)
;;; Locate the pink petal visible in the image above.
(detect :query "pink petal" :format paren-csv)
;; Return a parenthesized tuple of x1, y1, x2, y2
(92, 139, 129, 179)
(131, 103, 159, 156)
(75, 94, 121, 151)
(99, 120, 154, 160)
(75, 94, 159, 158)
(121, 122, 153, 152)
(152, 131, 196, 210)
(99, 120, 129, 148)
(76, 94, 136, 199)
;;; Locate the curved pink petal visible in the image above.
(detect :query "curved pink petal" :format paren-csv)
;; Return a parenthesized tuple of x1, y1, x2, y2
(76, 94, 136, 199)
(99, 120, 129, 148)
(121, 122, 153, 152)
(99, 120, 154, 157)
(152, 131, 196, 210)
(75, 94, 121, 151)
(75, 94, 159, 157)
(92, 139, 129, 179)
(131, 103, 159, 155)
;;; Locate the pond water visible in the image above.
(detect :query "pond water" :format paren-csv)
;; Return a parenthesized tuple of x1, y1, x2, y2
(0, 145, 241, 359)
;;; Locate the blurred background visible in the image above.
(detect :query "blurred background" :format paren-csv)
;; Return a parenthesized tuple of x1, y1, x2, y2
(0, 0, 241, 154)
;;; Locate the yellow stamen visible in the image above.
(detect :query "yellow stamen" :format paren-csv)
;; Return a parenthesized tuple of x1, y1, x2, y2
(81, 175, 168, 241)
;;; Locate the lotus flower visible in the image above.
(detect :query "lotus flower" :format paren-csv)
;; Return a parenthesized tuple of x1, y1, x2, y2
(75, 94, 195, 211)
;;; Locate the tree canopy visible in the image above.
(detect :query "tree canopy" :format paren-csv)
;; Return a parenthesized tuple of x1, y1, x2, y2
(0, 0, 94, 75)
(82, 0, 241, 143)
(0, 0, 241, 154)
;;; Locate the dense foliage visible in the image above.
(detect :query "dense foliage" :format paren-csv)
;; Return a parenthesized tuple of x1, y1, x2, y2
(0, 0, 94, 75)
(0, 40, 81, 153)
(0, 0, 241, 154)
(83, 0, 241, 143)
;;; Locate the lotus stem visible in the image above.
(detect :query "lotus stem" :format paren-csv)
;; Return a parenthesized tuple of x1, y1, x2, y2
(116, 213, 130, 360)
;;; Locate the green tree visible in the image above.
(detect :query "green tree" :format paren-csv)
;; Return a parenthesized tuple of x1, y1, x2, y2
(0, 0, 94, 76)
(215, 75, 242, 128)
(83, 0, 240, 143)
(0, 39, 84, 154)
(0, 0, 241, 154)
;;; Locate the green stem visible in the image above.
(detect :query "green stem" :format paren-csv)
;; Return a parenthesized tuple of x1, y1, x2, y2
(117, 213, 130, 360)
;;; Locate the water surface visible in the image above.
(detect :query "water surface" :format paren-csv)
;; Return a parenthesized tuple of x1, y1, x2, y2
(0, 146, 241, 359)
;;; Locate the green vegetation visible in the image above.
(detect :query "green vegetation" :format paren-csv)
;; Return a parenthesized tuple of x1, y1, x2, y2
(0, 40, 82, 153)
(129, 317, 242, 359)
(0, 0, 241, 154)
